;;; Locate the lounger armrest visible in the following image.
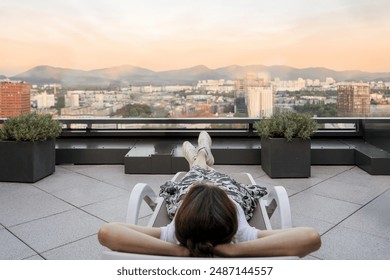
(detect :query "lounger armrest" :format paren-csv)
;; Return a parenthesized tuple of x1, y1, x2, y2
(126, 183, 158, 224)
(265, 186, 292, 229)
(171, 172, 187, 183)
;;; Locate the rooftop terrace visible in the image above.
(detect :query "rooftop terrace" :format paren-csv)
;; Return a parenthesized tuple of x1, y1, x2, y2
(1, 163, 389, 260)
(0, 117, 389, 260)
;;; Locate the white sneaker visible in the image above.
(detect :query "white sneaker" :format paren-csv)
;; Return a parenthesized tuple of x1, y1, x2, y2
(197, 131, 214, 166)
(182, 141, 197, 165)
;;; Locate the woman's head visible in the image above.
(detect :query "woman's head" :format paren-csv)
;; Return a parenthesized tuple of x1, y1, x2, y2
(174, 183, 238, 257)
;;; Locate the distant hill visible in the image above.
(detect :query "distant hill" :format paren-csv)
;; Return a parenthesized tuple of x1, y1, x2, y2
(0, 75, 8, 80)
(10, 64, 390, 87)
(12, 65, 113, 87)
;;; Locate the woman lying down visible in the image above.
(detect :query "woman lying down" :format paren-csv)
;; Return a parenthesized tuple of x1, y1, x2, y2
(98, 131, 321, 258)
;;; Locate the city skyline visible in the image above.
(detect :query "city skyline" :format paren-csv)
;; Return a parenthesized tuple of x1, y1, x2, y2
(1, 0, 390, 76)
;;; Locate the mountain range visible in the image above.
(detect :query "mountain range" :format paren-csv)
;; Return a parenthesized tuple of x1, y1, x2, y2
(4, 64, 390, 87)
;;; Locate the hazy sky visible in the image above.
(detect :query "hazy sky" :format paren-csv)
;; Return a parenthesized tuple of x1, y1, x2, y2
(1, 0, 390, 75)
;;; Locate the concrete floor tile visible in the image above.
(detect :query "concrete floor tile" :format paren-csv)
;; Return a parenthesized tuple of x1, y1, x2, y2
(340, 190, 390, 239)
(307, 179, 389, 205)
(82, 195, 129, 222)
(47, 181, 129, 207)
(0, 182, 40, 200)
(255, 176, 324, 192)
(331, 167, 390, 189)
(283, 186, 301, 196)
(32, 167, 130, 207)
(34, 168, 124, 194)
(10, 209, 104, 253)
(310, 165, 353, 179)
(0, 186, 73, 227)
(289, 192, 361, 224)
(62, 165, 132, 189)
(74, 164, 124, 177)
(312, 226, 390, 259)
(23, 254, 45, 260)
(291, 213, 336, 235)
(81, 194, 154, 223)
(0, 229, 36, 260)
(31, 167, 78, 192)
(58, 164, 87, 171)
(42, 235, 104, 260)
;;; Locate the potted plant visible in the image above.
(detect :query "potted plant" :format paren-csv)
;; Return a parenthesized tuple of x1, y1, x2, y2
(254, 111, 318, 178)
(0, 112, 62, 183)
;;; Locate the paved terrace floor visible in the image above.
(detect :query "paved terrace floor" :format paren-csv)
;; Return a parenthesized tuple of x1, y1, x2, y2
(0, 164, 389, 260)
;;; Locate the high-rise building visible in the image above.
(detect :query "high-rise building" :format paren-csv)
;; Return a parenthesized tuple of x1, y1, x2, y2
(36, 92, 55, 109)
(0, 81, 31, 118)
(235, 73, 274, 118)
(337, 83, 370, 117)
(246, 85, 273, 118)
(65, 92, 80, 108)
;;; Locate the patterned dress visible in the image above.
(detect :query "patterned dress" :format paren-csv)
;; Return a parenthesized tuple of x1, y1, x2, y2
(159, 166, 268, 221)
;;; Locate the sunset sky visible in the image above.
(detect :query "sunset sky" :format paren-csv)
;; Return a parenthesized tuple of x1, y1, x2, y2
(1, 0, 390, 76)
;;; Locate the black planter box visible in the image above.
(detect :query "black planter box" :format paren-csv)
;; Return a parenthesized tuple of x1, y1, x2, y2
(261, 138, 311, 178)
(0, 139, 56, 183)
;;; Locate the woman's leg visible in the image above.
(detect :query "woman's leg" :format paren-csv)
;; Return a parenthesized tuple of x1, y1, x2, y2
(182, 131, 215, 170)
(182, 141, 197, 168)
(192, 149, 214, 170)
(198, 131, 214, 166)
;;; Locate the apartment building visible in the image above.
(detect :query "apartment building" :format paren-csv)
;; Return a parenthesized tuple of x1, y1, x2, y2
(0, 81, 31, 118)
(236, 73, 274, 118)
(337, 83, 370, 117)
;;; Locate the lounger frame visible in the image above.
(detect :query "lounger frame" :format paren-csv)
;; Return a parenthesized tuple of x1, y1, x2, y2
(102, 172, 296, 259)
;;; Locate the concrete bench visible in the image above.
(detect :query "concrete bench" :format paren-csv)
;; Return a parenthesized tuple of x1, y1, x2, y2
(344, 140, 390, 175)
(123, 138, 390, 175)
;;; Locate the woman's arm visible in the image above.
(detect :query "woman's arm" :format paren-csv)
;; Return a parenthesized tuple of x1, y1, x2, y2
(98, 222, 189, 257)
(215, 227, 321, 258)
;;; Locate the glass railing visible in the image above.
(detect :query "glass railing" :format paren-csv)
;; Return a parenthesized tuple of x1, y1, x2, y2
(2, 116, 389, 138)
(55, 117, 390, 138)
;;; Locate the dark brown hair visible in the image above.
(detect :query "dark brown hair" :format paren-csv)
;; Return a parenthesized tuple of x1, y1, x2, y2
(174, 183, 238, 257)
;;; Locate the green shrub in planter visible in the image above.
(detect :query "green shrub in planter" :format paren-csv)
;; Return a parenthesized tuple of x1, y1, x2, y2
(254, 111, 318, 141)
(0, 112, 62, 182)
(254, 111, 318, 178)
(0, 112, 62, 141)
